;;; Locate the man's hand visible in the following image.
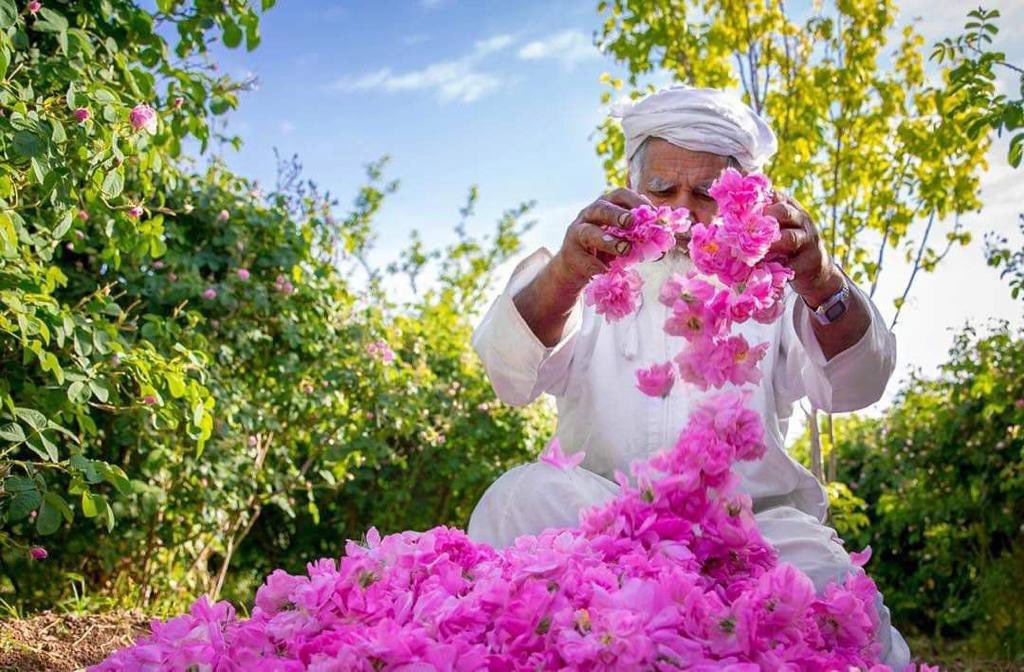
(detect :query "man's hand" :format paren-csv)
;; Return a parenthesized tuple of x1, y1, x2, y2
(549, 188, 651, 291)
(514, 188, 650, 346)
(763, 190, 874, 359)
(763, 192, 844, 309)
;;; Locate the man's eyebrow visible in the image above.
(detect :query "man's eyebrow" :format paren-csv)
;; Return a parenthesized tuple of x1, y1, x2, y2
(645, 175, 678, 191)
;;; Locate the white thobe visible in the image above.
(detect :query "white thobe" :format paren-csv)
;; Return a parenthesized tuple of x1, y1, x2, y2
(466, 246, 910, 667)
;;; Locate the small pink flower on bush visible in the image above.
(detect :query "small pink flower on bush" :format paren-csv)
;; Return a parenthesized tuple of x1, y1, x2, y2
(74, 107, 90, 122)
(142, 395, 157, 405)
(236, 268, 250, 281)
(274, 274, 295, 295)
(77, 209, 89, 221)
(28, 1, 41, 13)
(539, 437, 584, 470)
(152, 260, 164, 269)
(29, 546, 47, 560)
(202, 287, 217, 300)
(217, 209, 229, 222)
(173, 96, 184, 109)
(248, 435, 258, 448)
(129, 103, 157, 133)
(127, 205, 144, 219)
(635, 361, 675, 398)
(366, 339, 395, 363)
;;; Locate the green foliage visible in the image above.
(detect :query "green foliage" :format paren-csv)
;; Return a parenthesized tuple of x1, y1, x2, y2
(0, 1, 550, 612)
(594, 0, 991, 321)
(932, 7, 1024, 168)
(0, 0, 265, 562)
(793, 324, 1024, 657)
(985, 214, 1024, 303)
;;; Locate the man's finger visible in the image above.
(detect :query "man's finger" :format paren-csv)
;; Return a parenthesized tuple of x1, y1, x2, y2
(579, 199, 635, 229)
(764, 201, 805, 230)
(768, 228, 810, 257)
(602, 187, 652, 211)
(784, 247, 823, 278)
(574, 221, 632, 258)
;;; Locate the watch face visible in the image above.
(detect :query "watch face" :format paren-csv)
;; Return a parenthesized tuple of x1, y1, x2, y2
(824, 300, 847, 322)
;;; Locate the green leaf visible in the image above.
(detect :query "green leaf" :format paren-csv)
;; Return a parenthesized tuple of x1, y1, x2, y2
(39, 432, 59, 461)
(0, 211, 17, 256)
(0, 0, 16, 29)
(88, 380, 109, 403)
(34, 7, 69, 33)
(50, 119, 67, 143)
(67, 380, 90, 404)
(36, 497, 61, 535)
(0, 46, 10, 81)
(45, 491, 74, 523)
(99, 463, 131, 495)
(53, 210, 73, 239)
(81, 490, 99, 518)
(221, 18, 242, 49)
(15, 407, 47, 431)
(12, 130, 44, 158)
(101, 168, 124, 198)
(8, 489, 41, 521)
(0, 422, 25, 443)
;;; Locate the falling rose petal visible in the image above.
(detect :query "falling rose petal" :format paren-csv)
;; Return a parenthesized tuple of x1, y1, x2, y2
(539, 437, 584, 471)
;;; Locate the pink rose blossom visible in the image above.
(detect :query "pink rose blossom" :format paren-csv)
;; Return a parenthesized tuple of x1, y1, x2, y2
(217, 209, 230, 222)
(152, 260, 164, 269)
(78, 210, 89, 221)
(28, 1, 41, 13)
(129, 103, 158, 133)
(366, 339, 395, 363)
(202, 287, 217, 300)
(583, 264, 642, 321)
(173, 96, 185, 109)
(29, 546, 47, 560)
(127, 205, 144, 219)
(539, 437, 584, 470)
(142, 395, 157, 405)
(635, 361, 675, 398)
(236, 268, 250, 281)
(74, 107, 90, 122)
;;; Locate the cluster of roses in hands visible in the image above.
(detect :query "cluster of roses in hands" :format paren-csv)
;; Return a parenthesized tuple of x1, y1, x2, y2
(94, 170, 937, 671)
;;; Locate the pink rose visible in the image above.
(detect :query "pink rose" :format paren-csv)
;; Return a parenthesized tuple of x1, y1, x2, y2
(127, 205, 144, 219)
(129, 103, 157, 133)
(635, 361, 675, 398)
(30, 546, 47, 560)
(142, 395, 157, 405)
(539, 437, 584, 471)
(74, 107, 90, 122)
(236, 268, 250, 281)
(217, 209, 230, 222)
(28, 1, 41, 13)
(202, 287, 217, 300)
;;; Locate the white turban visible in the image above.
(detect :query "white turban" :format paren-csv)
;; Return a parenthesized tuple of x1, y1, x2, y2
(610, 86, 778, 172)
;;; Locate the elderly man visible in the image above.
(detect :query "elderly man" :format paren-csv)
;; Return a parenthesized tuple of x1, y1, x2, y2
(466, 87, 910, 666)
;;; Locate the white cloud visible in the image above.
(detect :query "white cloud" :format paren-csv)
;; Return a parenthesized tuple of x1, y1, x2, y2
(517, 29, 598, 69)
(325, 34, 515, 104)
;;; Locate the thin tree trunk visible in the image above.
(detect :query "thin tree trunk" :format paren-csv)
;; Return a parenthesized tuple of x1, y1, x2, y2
(806, 406, 824, 482)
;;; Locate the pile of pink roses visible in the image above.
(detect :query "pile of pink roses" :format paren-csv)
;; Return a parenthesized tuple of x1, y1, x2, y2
(95, 171, 935, 671)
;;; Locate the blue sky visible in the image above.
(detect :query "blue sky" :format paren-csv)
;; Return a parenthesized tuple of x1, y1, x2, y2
(203, 0, 1024, 415)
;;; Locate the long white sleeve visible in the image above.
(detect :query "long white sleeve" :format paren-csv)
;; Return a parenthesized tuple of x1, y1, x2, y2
(772, 280, 897, 413)
(472, 248, 584, 407)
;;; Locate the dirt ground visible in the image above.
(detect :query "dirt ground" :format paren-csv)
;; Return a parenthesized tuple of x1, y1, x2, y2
(0, 613, 1022, 671)
(0, 610, 149, 672)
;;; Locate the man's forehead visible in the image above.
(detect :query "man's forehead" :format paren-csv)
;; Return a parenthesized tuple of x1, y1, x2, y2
(644, 141, 729, 184)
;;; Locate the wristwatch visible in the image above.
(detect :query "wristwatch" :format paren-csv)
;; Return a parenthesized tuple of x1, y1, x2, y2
(804, 275, 851, 325)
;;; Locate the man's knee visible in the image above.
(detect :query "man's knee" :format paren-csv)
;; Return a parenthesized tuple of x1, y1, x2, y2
(467, 462, 617, 550)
